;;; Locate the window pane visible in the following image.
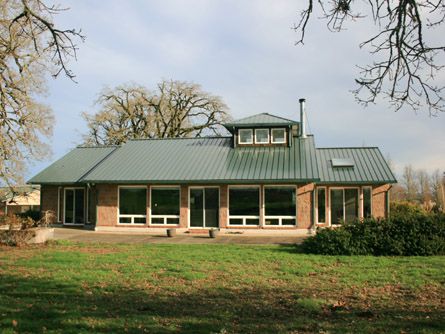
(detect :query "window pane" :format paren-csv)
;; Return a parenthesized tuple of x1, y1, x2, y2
(282, 218, 295, 225)
(75, 189, 85, 224)
(167, 217, 180, 225)
(255, 129, 269, 143)
(317, 188, 326, 223)
(331, 189, 344, 224)
(134, 217, 146, 224)
(246, 218, 259, 225)
(265, 187, 296, 216)
(239, 129, 253, 144)
(151, 188, 180, 215)
(345, 189, 358, 223)
(271, 129, 285, 143)
(363, 188, 372, 218)
(190, 188, 203, 227)
(229, 188, 259, 216)
(229, 218, 243, 225)
(265, 218, 279, 225)
(119, 188, 146, 215)
(151, 217, 164, 224)
(119, 217, 131, 224)
(65, 189, 74, 223)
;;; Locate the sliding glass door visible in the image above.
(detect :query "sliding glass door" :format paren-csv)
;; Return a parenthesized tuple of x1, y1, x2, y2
(64, 188, 85, 224)
(190, 188, 219, 228)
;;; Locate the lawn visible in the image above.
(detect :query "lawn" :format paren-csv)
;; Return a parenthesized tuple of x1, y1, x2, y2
(0, 241, 444, 334)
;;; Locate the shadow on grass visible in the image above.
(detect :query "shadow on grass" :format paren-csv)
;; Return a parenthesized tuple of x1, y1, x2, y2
(1, 274, 444, 334)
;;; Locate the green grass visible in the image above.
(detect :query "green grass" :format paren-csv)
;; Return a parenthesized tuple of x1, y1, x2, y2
(0, 241, 444, 333)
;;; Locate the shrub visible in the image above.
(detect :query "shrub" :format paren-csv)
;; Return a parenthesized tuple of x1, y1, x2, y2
(301, 212, 445, 256)
(17, 209, 41, 221)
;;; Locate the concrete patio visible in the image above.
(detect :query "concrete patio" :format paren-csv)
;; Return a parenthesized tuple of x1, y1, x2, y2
(53, 227, 308, 245)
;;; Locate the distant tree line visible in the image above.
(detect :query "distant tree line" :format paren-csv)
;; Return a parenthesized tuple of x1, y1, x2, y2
(391, 166, 445, 212)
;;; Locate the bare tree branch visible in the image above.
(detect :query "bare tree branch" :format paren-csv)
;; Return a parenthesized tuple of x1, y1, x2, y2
(294, 0, 445, 115)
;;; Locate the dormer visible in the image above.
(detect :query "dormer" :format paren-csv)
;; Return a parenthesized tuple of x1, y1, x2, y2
(223, 113, 299, 148)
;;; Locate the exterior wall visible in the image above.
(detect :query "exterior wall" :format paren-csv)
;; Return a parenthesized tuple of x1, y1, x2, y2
(96, 184, 118, 226)
(219, 185, 228, 228)
(179, 185, 188, 228)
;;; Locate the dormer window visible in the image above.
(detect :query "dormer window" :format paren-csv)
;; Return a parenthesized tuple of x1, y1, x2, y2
(238, 129, 253, 144)
(271, 128, 286, 144)
(255, 129, 269, 144)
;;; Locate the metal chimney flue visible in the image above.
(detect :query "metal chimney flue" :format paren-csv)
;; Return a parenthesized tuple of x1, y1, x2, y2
(299, 98, 307, 138)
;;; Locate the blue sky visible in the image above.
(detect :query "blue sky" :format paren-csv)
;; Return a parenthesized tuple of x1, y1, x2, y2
(31, 0, 445, 180)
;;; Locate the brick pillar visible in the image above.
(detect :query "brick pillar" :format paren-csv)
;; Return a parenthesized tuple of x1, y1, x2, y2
(179, 185, 188, 228)
(219, 185, 228, 228)
(297, 183, 314, 229)
(372, 184, 391, 219)
(96, 184, 118, 226)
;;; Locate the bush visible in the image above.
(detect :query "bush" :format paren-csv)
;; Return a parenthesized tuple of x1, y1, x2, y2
(301, 212, 445, 256)
(17, 209, 41, 221)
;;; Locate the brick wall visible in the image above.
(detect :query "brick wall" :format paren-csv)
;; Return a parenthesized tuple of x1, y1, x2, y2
(219, 185, 228, 228)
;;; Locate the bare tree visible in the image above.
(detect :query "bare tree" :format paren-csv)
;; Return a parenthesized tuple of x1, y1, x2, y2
(0, 0, 84, 188)
(431, 169, 445, 211)
(417, 169, 433, 203)
(294, 1, 445, 115)
(402, 165, 418, 202)
(83, 80, 231, 145)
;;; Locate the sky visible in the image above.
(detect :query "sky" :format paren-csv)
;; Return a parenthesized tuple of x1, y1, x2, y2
(30, 0, 445, 180)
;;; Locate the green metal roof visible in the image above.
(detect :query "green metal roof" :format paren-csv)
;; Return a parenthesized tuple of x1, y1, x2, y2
(224, 113, 298, 130)
(81, 136, 319, 184)
(28, 146, 117, 184)
(316, 147, 397, 184)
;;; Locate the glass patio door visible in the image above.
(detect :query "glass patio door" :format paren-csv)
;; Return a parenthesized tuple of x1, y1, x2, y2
(190, 188, 219, 228)
(64, 188, 85, 224)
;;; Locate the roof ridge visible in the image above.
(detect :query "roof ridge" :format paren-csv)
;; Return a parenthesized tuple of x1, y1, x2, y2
(76, 145, 119, 148)
(128, 136, 232, 142)
(317, 146, 379, 149)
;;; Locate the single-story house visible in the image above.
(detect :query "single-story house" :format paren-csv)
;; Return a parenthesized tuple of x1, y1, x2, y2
(29, 100, 396, 233)
(0, 186, 41, 216)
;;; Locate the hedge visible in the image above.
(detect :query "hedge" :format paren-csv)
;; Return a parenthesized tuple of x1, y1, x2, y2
(301, 206, 445, 256)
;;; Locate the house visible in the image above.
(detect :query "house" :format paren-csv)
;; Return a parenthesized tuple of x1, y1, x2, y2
(29, 100, 396, 233)
(0, 186, 41, 216)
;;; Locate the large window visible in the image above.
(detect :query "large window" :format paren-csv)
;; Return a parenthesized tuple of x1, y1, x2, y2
(317, 187, 326, 224)
(151, 187, 180, 225)
(363, 187, 372, 218)
(228, 187, 260, 225)
(119, 187, 147, 224)
(238, 129, 253, 144)
(255, 129, 269, 144)
(264, 186, 296, 225)
(330, 188, 359, 224)
(271, 128, 286, 144)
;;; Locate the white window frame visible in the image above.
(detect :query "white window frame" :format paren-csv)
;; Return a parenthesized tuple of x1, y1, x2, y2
(63, 187, 85, 225)
(263, 185, 297, 226)
(150, 186, 181, 225)
(254, 128, 270, 144)
(117, 185, 147, 225)
(315, 187, 327, 224)
(328, 187, 360, 226)
(362, 186, 373, 219)
(238, 129, 253, 144)
(271, 128, 286, 144)
(228, 185, 260, 226)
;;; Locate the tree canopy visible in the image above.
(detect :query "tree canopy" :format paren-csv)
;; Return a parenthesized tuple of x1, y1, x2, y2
(82, 80, 231, 146)
(0, 0, 83, 187)
(294, 0, 445, 115)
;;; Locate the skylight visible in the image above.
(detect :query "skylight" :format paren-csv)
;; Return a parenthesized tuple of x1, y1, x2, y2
(331, 158, 354, 168)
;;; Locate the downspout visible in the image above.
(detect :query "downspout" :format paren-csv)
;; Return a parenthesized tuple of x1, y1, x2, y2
(386, 185, 392, 221)
(311, 185, 316, 234)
